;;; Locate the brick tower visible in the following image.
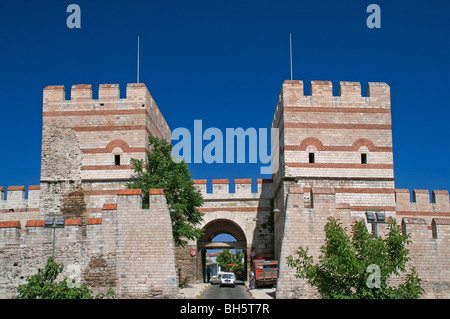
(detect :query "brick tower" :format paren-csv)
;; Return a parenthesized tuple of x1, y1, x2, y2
(273, 80, 396, 298)
(39, 83, 171, 219)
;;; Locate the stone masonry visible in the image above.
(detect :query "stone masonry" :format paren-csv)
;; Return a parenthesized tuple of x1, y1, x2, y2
(273, 80, 450, 299)
(0, 80, 449, 298)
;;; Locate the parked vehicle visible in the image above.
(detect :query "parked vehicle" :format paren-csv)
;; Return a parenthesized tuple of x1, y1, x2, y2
(219, 272, 236, 287)
(253, 259, 278, 288)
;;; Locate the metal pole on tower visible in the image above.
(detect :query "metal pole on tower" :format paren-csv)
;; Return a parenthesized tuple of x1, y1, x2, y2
(290, 33, 293, 81)
(137, 36, 140, 83)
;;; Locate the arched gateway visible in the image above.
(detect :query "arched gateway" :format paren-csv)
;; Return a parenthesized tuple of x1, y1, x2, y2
(198, 219, 248, 281)
(175, 178, 275, 285)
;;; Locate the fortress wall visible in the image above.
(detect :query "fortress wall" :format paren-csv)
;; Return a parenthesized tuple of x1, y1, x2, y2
(114, 189, 179, 298)
(401, 217, 450, 298)
(275, 186, 450, 299)
(276, 187, 349, 298)
(0, 188, 179, 299)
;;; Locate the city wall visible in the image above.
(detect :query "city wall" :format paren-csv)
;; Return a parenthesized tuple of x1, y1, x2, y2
(275, 187, 450, 299)
(1, 80, 449, 299)
(0, 189, 180, 299)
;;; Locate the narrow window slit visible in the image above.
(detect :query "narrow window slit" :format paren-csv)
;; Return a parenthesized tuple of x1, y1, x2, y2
(361, 153, 367, 164)
(115, 155, 121, 166)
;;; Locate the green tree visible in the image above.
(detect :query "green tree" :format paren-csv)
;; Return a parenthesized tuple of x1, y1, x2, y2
(286, 217, 423, 299)
(217, 249, 234, 271)
(216, 249, 245, 279)
(126, 136, 204, 247)
(16, 257, 114, 299)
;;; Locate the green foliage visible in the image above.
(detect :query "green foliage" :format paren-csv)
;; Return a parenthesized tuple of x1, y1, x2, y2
(286, 217, 423, 299)
(126, 136, 204, 247)
(217, 249, 234, 270)
(217, 249, 245, 279)
(16, 257, 115, 299)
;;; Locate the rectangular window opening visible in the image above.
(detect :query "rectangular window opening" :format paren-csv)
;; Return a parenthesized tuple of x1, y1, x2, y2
(114, 154, 121, 166)
(361, 153, 367, 164)
(309, 153, 315, 163)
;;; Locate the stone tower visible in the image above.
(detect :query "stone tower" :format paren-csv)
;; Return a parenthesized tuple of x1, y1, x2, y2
(273, 80, 396, 298)
(40, 83, 171, 219)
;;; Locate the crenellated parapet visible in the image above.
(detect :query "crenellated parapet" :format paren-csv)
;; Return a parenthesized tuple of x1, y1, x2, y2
(0, 186, 40, 217)
(280, 80, 391, 108)
(192, 178, 273, 200)
(272, 80, 394, 185)
(395, 189, 450, 213)
(42, 83, 171, 141)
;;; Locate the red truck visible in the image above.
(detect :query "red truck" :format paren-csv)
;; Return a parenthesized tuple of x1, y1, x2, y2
(253, 259, 278, 288)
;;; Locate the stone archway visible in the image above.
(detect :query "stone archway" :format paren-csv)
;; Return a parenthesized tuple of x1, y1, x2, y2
(198, 219, 248, 282)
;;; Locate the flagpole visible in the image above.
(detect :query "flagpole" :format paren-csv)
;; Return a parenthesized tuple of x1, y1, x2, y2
(137, 36, 140, 83)
(290, 33, 293, 81)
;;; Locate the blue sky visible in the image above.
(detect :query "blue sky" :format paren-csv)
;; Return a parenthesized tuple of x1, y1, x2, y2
(0, 0, 449, 197)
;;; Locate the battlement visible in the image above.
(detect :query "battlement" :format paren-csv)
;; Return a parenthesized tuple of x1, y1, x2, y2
(193, 178, 274, 200)
(42, 83, 170, 140)
(0, 185, 40, 212)
(0, 187, 167, 246)
(395, 189, 450, 212)
(43, 83, 151, 103)
(280, 80, 391, 108)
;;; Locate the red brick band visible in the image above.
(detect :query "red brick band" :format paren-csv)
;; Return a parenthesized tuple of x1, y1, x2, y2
(74, 125, 146, 132)
(235, 179, 252, 184)
(102, 204, 117, 210)
(117, 189, 142, 196)
(0, 221, 21, 229)
(83, 190, 119, 196)
(351, 206, 396, 211)
(198, 207, 271, 213)
(285, 163, 393, 169)
(25, 220, 46, 227)
(7, 186, 25, 191)
(65, 219, 82, 226)
(81, 165, 134, 171)
(149, 189, 164, 195)
(284, 122, 391, 130)
(396, 211, 450, 217)
(334, 188, 395, 194)
(87, 218, 102, 225)
(43, 109, 146, 117)
(284, 106, 390, 114)
(212, 179, 229, 184)
(82, 139, 146, 154)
